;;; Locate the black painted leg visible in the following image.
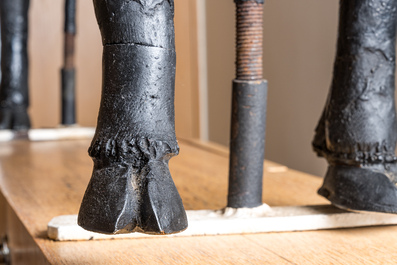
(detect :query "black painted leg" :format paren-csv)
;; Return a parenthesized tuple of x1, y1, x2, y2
(313, 0, 397, 213)
(0, 0, 30, 130)
(78, 0, 187, 235)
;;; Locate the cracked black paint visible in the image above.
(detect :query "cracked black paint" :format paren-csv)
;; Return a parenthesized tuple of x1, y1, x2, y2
(314, 0, 397, 213)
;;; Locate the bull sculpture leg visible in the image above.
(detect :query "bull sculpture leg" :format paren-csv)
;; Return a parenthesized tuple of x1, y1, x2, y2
(313, 0, 397, 213)
(0, 0, 31, 130)
(78, 0, 188, 234)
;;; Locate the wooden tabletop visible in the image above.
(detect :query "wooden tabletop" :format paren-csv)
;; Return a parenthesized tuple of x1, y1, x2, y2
(1, 138, 397, 264)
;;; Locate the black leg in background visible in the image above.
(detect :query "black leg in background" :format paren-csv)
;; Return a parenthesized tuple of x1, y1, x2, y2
(0, 0, 31, 130)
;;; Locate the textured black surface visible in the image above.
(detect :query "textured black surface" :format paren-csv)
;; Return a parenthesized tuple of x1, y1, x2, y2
(61, 69, 76, 125)
(314, 0, 397, 213)
(319, 165, 397, 213)
(93, 0, 175, 48)
(78, 0, 187, 235)
(227, 80, 267, 208)
(0, 0, 31, 130)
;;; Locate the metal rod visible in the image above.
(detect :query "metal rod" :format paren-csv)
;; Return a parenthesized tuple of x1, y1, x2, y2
(227, 0, 267, 208)
(235, 0, 263, 80)
(61, 0, 76, 125)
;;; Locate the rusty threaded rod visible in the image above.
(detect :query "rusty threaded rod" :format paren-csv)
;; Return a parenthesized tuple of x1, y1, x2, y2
(64, 33, 75, 70)
(235, 1, 263, 81)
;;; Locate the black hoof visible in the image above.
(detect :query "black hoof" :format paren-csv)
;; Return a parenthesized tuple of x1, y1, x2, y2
(0, 107, 30, 131)
(319, 165, 397, 213)
(78, 159, 188, 235)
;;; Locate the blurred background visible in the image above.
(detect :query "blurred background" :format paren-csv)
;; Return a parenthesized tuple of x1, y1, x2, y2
(27, 0, 343, 177)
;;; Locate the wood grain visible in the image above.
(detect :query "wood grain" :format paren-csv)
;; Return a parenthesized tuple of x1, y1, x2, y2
(1, 139, 396, 264)
(0, 192, 5, 237)
(6, 205, 50, 265)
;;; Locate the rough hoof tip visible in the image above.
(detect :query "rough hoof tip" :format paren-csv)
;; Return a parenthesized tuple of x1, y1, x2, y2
(318, 165, 397, 214)
(78, 160, 188, 235)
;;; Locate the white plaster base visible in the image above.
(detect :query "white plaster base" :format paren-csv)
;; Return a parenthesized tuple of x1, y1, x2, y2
(0, 127, 95, 142)
(47, 204, 397, 241)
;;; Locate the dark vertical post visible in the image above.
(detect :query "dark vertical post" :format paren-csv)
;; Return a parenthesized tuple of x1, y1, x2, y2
(0, 0, 31, 130)
(227, 0, 267, 208)
(61, 0, 76, 125)
(313, 0, 397, 213)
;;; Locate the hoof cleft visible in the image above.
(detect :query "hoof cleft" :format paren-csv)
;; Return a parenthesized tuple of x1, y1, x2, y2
(78, 159, 187, 235)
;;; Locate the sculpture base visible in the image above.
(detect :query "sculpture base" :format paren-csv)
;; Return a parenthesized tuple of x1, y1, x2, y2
(0, 127, 95, 142)
(47, 204, 397, 241)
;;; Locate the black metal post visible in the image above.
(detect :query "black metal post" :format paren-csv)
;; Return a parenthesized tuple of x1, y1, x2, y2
(227, 0, 267, 208)
(61, 0, 76, 125)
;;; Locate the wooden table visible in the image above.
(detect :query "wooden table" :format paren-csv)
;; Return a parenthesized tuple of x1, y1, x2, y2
(0, 138, 397, 264)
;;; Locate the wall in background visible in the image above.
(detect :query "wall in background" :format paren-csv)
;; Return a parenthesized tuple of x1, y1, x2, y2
(29, 0, 102, 128)
(28, 0, 200, 139)
(206, 0, 340, 177)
